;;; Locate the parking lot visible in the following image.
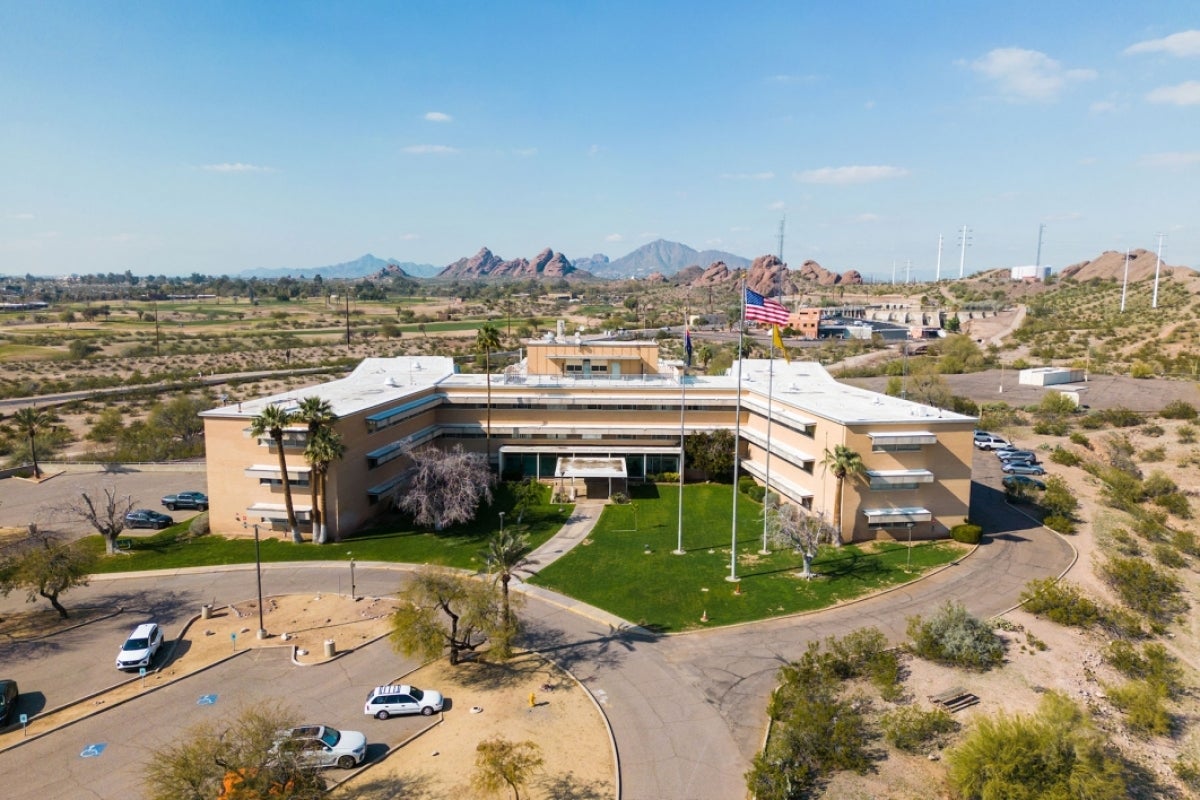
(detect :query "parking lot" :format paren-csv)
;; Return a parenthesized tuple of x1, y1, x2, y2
(0, 467, 207, 541)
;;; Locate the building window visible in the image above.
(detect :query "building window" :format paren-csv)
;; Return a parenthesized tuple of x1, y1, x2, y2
(873, 442, 922, 452)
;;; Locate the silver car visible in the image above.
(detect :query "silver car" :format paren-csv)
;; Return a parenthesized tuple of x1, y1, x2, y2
(274, 725, 367, 770)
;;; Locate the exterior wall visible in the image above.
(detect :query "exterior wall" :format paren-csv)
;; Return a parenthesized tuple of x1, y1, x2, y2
(789, 308, 821, 339)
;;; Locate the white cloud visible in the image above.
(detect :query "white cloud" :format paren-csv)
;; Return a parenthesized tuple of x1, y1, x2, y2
(12, 212, 34, 220)
(403, 144, 459, 155)
(1090, 99, 1119, 113)
(794, 165, 910, 185)
(423, 111, 453, 122)
(720, 171, 775, 181)
(705, 238, 724, 246)
(512, 147, 538, 158)
(853, 213, 881, 223)
(605, 233, 624, 243)
(1139, 151, 1200, 168)
(1125, 30, 1200, 58)
(767, 201, 786, 211)
(768, 73, 819, 84)
(588, 144, 606, 157)
(201, 162, 273, 173)
(400, 233, 421, 241)
(108, 233, 136, 243)
(970, 47, 1096, 102)
(1147, 81, 1200, 105)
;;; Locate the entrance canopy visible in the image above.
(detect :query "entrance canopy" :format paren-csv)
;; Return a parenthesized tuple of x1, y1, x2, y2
(554, 457, 628, 479)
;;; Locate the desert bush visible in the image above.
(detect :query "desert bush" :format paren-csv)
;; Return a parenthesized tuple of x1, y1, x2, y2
(1172, 529, 1200, 557)
(1104, 641, 1183, 695)
(1153, 543, 1186, 568)
(1130, 361, 1156, 379)
(950, 523, 982, 544)
(1154, 492, 1192, 519)
(946, 692, 1126, 800)
(825, 627, 902, 698)
(1100, 556, 1186, 623)
(907, 601, 1004, 671)
(1044, 514, 1077, 534)
(1050, 446, 1081, 467)
(1040, 476, 1078, 519)
(1161, 400, 1197, 420)
(1033, 420, 1069, 436)
(1141, 471, 1178, 498)
(880, 706, 957, 753)
(1020, 578, 1102, 628)
(1106, 680, 1172, 736)
(1177, 424, 1197, 444)
(1069, 432, 1092, 448)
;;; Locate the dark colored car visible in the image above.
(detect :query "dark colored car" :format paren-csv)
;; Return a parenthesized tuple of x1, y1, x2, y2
(0, 679, 18, 725)
(125, 509, 174, 529)
(1003, 475, 1046, 491)
(161, 491, 208, 511)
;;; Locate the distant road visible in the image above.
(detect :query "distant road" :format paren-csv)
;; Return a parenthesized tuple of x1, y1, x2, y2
(0, 366, 342, 413)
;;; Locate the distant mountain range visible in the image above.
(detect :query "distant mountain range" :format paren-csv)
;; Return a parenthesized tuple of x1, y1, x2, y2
(236, 239, 753, 282)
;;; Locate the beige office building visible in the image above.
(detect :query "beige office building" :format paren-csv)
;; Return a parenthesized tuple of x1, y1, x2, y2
(200, 338, 975, 542)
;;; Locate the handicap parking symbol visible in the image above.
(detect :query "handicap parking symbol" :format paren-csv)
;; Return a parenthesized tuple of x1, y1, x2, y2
(197, 694, 218, 706)
(80, 743, 107, 758)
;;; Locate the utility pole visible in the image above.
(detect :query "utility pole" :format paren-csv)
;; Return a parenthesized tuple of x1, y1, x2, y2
(344, 293, 351, 346)
(935, 233, 943, 281)
(958, 225, 972, 279)
(1120, 249, 1130, 312)
(1035, 223, 1045, 267)
(1152, 233, 1165, 309)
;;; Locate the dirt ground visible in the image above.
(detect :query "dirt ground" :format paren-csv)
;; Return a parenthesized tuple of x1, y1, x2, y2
(0, 594, 615, 799)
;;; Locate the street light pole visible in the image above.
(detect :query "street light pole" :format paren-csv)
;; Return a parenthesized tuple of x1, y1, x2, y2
(499, 511, 505, 538)
(347, 552, 356, 600)
(253, 525, 266, 639)
(905, 522, 915, 573)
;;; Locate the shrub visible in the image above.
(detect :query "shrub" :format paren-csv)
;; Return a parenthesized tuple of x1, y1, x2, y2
(946, 692, 1126, 800)
(1020, 578, 1101, 628)
(1049, 447, 1081, 467)
(1033, 420, 1068, 436)
(610, 492, 629, 505)
(881, 706, 957, 753)
(1141, 424, 1165, 438)
(1154, 492, 1192, 519)
(1100, 556, 1186, 623)
(1044, 514, 1076, 534)
(1069, 432, 1092, 448)
(1177, 424, 1197, 444)
(824, 627, 901, 697)
(907, 601, 1004, 670)
(1040, 476, 1078, 519)
(950, 523, 982, 544)
(1130, 361, 1156, 379)
(1171, 529, 1200, 557)
(1106, 680, 1171, 736)
(1103, 641, 1183, 694)
(1161, 400, 1197, 420)
(1140, 445, 1166, 462)
(738, 476, 757, 495)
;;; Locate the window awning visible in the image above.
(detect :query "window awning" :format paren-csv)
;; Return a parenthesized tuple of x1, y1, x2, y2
(866, 469, 934, 486)
(246, 502, 312, 522)
(867, 431, 937, 446)
(862, 507, 932, 524)
(244, 464, 311, 480)
(367, 473, 409, 499)
(554, 457, 628, 479)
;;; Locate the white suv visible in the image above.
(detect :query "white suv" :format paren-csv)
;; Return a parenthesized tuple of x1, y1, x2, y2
(116, 622, 164, 670)
(363, 685, 444, 719)
(974, 433, 1009, 450)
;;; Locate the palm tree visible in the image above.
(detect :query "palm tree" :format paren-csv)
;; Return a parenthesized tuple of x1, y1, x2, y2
(304, 427, 345, 545)
(295, 397, 339, 543)
(250, 405, 301, 543)
(13, 406, 55, 479)
(481, 526, 529, 656)
(475, 322, 502, 468)
(822, 445, 865, 544)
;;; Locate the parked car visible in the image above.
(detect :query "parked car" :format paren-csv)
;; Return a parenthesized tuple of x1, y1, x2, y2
(996, 449, 1038, 463)
(273, 725, 367, 770)
(1003, 475, 1046, 491)
(0, 679, 18, 725)
(974, 434, 1009, 450)
(125, 509, 174, 529)
(161, 491, 208, 511)
(364, 684, 445, 719)
(1002, 462, 1046, 476)
(115, 622, 164, 670)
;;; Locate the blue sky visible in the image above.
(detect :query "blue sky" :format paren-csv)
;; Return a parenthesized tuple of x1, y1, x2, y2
(1, 1, 1198, 280)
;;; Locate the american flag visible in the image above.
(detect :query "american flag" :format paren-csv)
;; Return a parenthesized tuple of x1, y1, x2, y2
(744, 288, 790, 325)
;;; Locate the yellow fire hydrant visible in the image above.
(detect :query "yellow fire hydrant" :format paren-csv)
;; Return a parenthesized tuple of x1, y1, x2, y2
(529, 691, 537, 709)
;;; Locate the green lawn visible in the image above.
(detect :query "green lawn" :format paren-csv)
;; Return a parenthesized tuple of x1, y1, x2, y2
(528, 483, 966, 632)
(85, 483, 572, 574)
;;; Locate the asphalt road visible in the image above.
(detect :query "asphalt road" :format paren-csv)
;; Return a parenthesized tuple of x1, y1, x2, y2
(0, 453, 1076, 800)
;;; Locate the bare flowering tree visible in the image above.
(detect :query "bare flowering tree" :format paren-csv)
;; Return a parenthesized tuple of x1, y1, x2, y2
(765, 499, 837, 579)
(398, 445, 495, 530)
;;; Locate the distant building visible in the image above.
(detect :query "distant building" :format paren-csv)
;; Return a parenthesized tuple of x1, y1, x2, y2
(1018, 367, 1084, 386)
(1010, 265, 1052, 281)
(788, 307, 821, 339)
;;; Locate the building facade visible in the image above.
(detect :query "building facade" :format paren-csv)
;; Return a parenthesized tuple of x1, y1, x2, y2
(200, 338, 975, 543)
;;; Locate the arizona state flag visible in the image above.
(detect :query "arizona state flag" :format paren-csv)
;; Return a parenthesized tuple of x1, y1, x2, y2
(772, 325, 790, 363)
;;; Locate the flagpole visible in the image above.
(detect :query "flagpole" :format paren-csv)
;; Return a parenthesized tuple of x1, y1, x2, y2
(675, 310, 689, 555)
(729, 279, 747, 582)
(760, 329, 775, 555)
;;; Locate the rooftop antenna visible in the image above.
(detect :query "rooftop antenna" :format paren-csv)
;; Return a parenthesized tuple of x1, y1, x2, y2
(935, 233, 943, 281)
(958, 225, 972, 279)
(1120, 248, 1130, 313)
(1152, 233, 1165, 309)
